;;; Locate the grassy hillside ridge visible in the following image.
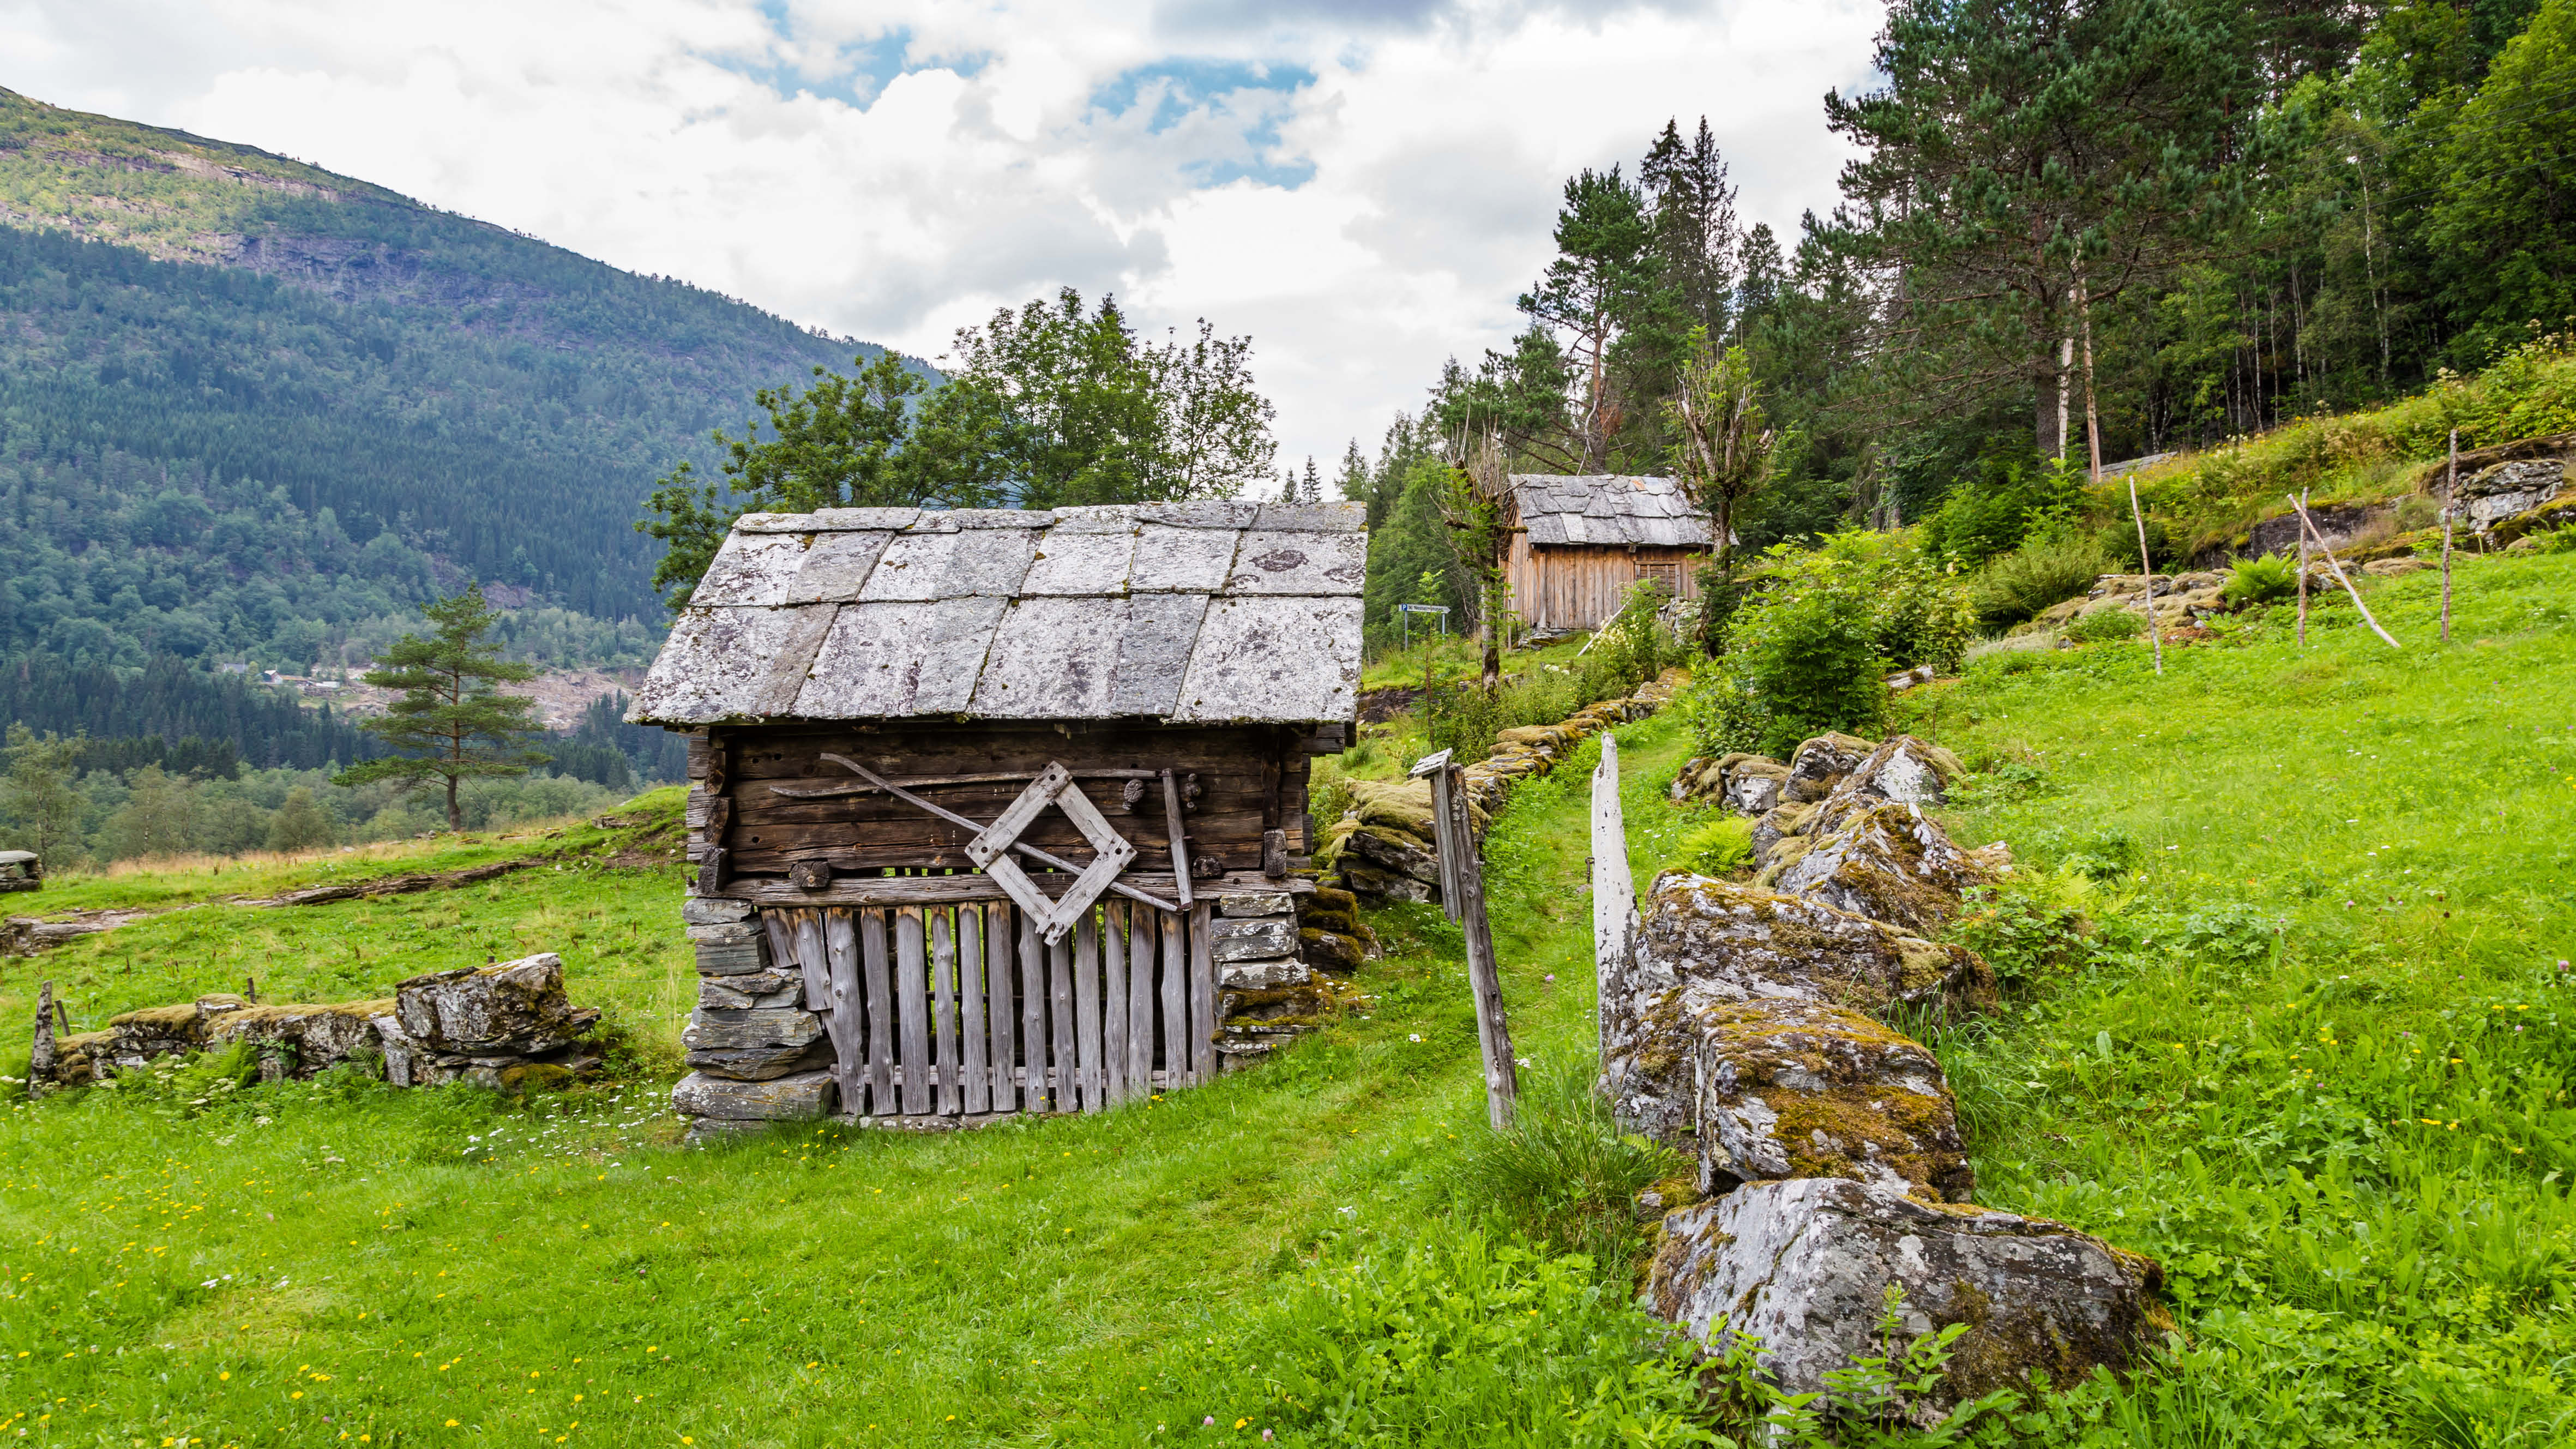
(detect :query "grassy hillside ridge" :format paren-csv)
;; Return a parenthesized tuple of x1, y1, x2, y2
(2110, 332, 2576, 557)
(1908, 548, 2576, 1438)
(0, 88, 922, 755)
(2, 790, 688, 1057)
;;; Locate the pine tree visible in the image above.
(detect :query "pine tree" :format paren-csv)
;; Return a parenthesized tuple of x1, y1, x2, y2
(1644, 118, 1741, 337)
(1518, 167, 1659, 471)
(334, 585, 548, 832)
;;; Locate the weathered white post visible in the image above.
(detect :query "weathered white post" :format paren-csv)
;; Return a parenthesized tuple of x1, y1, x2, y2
(1589, 732, 1637, 1081)
(29, 979, 55, 1101)
(1413, 749, 1517, 1131)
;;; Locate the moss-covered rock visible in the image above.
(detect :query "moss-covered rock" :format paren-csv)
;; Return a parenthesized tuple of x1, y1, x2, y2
(1603, 873, 1994, 1144)
(1648, 1178, 2168, 1418)
(1683, 997, 1973, 1201)
(1783, 733, 1875, 803)
(1765, 801, 1987, 936)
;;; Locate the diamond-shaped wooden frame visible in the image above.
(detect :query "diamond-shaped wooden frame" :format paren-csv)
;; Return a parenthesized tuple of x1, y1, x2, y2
(966, 761, 1137, 945)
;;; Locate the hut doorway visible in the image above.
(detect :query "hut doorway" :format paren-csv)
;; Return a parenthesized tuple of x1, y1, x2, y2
(761, 895, 1217, 1119)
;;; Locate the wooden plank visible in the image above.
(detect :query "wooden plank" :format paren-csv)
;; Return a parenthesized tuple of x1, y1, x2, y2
(930, 909, 961, 1116)
(1073, 909, 1103, 1112)
(984, 903, 1014, 1112)
(1159, 909, 1187, 1086)
(962, 761, 1074, 868)
(714, 870, 1307, 909)
(1049, 932, 1076, 1114)
(1159, 767, 1196, 908)
(959, 905, 991, 1115)
(1435, 760, 1517, 1131)
(1101, 899, 1129, 1106)
(768, 767, 1165, 799)
(1188, 903, 1217, 1084)
(1126, 905, 1155, 1096)
(763, 912, 818, 1008)
(1591, 731, 1637, 1083)
(1019, 911, 1049, 1110)
(895, 907, 931, 1115)
(861, 910, 894, 1113)
(823, 910, 867, 1116)
(790, 910, 829, 1009)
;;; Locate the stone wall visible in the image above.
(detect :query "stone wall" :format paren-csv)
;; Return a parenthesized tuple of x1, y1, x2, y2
(33, 953, 602, 1094)
(1630, 732, 2166, 1418)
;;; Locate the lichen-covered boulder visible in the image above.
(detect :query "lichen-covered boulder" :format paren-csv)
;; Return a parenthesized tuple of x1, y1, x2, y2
(1783, 733, 1876, 803)
(1765, 802, 1987, 936)
(208, 1001, 399, 1080)
(1684, 997, 1972, 1201)
(1750, 799, 1821, 868)
(1604, 874, 1994, 1140)
(1811, 735, 1961, 835)
(1648, 1178, 2168, 1417)
(394, 953, 595, 1055)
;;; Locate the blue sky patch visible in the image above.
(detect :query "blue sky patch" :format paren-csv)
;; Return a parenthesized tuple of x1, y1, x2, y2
(1089, 58, 1319, 188)
(710, 8, 989, 109)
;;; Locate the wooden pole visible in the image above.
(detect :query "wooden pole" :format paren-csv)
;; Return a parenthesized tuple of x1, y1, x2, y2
(30, 979, 55, 1099)
(1417, 753, 1516, 1130)
(1590, 733, 1637, 1082)
(2296, 486, 2311, 646)
(2442, 428, 2458, 644)
(2289, 495, 2402, 648)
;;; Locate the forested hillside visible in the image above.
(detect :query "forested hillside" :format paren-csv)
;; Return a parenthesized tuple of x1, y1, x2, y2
(0, 87, 904, 751)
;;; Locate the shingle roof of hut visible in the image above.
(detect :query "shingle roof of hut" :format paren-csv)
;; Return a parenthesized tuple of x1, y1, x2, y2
(1509, 474, 1708, 548)
(627, 501, 1365, 728)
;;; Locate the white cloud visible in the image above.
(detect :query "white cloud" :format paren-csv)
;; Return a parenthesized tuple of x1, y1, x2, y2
(0, 0, 1877, 481)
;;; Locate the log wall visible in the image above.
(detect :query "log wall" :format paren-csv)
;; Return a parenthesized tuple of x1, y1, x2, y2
(1504, 539, 1708, 632)
(685, 720, 1322, 886)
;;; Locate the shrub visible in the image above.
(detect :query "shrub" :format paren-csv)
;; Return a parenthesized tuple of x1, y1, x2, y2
(1669, 816, 1755, 876)
(2222, 552, 2301, 605)
(1443, 1068, 1686, 1267)
(2064, 606, 2146, 645)
(1973, 526, 2112, 626)
(2535, 524, 2576, 554)
(2094, 513, 2173, 571)
(1921, 450, 2081, 568)
(1683, 544, 1973, 757)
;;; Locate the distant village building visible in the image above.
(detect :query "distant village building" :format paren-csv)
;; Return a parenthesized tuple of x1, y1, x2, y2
(1503, 474, 1715, 632)
(628, 501, 1364, 1137)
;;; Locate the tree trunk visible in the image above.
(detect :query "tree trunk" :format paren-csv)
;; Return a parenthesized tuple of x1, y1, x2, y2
(445, 773, 462, 833)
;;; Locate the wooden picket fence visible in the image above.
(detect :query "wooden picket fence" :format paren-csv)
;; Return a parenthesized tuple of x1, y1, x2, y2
(760, 897, 1218, 1118)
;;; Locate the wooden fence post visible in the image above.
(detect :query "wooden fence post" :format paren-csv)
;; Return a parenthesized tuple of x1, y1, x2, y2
(1413, 750, 1518, 1132)
(1590, 733, 1637, 1082)
(2442, 429, 2458, 644)
(2289, 495, 2402, 648)
(30, 979, 55, 1100)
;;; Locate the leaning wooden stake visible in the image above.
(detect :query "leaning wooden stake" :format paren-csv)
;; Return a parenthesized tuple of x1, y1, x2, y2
(2290, 495, 2402, 648)
(1589, 733, 1637, 1083)
(2296, 486, 2311, 646)
(29, 979, 55, 1100)
(1414, 749, 1518, 1131)
(2442, 428, 2458, 644)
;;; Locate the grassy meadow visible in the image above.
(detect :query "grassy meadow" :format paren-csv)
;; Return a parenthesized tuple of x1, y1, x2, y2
(4, 548, 2574, 1445)
(0, 713, 1711, 1449)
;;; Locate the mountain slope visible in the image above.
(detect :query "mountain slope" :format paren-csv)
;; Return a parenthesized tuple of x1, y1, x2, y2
(0, 88, 902, 727)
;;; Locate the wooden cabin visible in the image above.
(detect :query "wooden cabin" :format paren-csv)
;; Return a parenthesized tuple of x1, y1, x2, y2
(1503, 474, 1713, 632)
(628, 501, 1364, 1135)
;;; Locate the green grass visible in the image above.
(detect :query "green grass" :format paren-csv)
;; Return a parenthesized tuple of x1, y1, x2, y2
(0, 719, 1705, 1448)
(3, 791, 693, 1059)
(1913, 547, 2576, 1441)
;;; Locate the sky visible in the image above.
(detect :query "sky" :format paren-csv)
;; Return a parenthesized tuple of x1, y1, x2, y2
(0, 0, 1879, 486)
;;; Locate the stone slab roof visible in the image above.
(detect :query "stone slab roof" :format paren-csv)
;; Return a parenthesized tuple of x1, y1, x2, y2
(1510, 473, 1710, 548)
(628, 502, 1366, 727)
